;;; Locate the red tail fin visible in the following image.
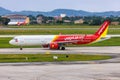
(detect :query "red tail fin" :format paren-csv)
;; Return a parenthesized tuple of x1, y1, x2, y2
(94, 20, 110, 37)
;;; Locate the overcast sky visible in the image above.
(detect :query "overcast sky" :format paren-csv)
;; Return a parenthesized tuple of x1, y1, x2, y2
(0, 0, 120, 12)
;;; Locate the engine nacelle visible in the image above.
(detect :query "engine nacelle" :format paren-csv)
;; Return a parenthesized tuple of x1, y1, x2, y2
(49, 42, 59, 49)
(42, 44, 49, 48)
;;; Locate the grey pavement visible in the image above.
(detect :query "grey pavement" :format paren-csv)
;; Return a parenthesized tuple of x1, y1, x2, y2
(0, 47, 120, 80)
(0, 63, 120, 80)
(0, 47, 119, 54)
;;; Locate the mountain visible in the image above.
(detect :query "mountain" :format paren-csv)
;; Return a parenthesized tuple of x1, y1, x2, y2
(48, 9, 93, 16)
(0, 7, 120, 17)
(0, 7, 11, 15)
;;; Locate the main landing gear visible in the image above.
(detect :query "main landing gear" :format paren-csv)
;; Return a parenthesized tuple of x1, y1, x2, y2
(61, 47, 65, 50)
(58, 44, 66, 50)
(58, 46, 65, 50)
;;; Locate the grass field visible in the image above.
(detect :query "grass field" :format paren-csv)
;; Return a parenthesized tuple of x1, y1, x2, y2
(0, 37, 120, 48)
(0, 24, 119, 48)
(0, 54, 112, 62)
(0, 24, 118, 63)
(7, 24, 120, 28)
(0, 28, 119, 35)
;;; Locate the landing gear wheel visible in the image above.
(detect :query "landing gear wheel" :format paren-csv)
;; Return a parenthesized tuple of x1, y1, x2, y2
(61, 47, 65, 50)
(57, 46, 60, 50)
(20, 48, 23, 50)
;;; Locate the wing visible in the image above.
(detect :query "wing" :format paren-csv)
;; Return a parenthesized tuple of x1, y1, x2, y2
(54, 40, 80, 44)
(108, 35, 120, 37)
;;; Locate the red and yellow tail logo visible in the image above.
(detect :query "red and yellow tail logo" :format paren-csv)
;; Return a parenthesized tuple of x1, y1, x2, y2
(94, 20, 110, 38)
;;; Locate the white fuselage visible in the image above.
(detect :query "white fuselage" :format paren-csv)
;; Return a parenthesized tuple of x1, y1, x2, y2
(9, 21, 110, 50)
(9, 35, 55, 46)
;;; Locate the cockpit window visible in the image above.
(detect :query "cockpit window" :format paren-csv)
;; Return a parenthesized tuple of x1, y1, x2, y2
(14, 38, 18, 42)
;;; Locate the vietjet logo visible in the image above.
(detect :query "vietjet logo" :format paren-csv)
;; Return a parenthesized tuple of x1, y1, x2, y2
(98, 22, 107, 35)
(64, 36, 84, 41)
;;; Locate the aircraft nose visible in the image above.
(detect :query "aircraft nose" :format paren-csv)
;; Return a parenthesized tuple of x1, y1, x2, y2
(9, 40, 15, 45)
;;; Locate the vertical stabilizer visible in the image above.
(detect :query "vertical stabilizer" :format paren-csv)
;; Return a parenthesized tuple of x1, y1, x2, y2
(94, 20, 110, 37)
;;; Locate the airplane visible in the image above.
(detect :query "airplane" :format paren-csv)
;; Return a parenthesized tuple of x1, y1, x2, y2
(8, 21, 26, 26)
(9, 20, 110, 50)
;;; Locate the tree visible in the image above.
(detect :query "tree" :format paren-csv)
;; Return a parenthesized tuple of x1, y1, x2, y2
(27, 15, 36, 24)
(0, 16, 10, 25)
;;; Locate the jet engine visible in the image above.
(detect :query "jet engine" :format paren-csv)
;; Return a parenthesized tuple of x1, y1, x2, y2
(42, 44, 49, 48)
(49, 42, 59, 49)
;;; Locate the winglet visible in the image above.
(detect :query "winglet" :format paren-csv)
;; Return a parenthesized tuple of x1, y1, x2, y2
(94, 20, 110, 37)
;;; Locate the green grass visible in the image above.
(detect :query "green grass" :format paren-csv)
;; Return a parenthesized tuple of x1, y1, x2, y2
(0, 29, 95, 35)
(0, 37, 16, 48)
(0, 28, 120, 35)
(0, 24, 120, 48)
(8, 24, 103, 28)
(79, 37, 120, 46)
(7, 24, 120, 28)
(0, 54, 112, 63)
(0, 37, 120, 48)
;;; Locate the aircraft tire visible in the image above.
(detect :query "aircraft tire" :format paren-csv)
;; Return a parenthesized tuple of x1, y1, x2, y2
(57, 46, 60, 50)
(20, 48, 23, 50)
(61, 47, 65, 50)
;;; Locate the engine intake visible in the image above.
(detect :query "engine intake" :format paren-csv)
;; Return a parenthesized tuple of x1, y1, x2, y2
(49, 42, 59, 49)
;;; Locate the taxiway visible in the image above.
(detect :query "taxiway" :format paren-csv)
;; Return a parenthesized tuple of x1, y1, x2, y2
(0, 47, 120, 80)
(0, 63, 120, 80)
(0, 47, 119, 54)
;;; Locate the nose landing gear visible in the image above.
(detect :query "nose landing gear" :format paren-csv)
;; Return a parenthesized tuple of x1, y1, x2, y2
(20, 47, 23, 50)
